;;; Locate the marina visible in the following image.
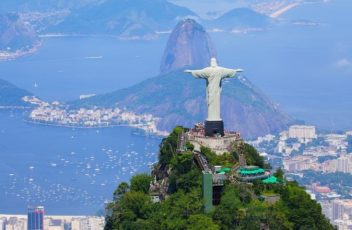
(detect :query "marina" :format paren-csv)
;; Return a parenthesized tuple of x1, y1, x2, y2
(0, 111, 161, 215)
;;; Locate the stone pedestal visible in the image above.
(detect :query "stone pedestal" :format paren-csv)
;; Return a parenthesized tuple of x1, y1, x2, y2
(205, 120, 224, 137)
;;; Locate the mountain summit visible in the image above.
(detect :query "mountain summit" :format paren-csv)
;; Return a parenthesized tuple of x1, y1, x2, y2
(72, 19, 292, 138)
(160, 19, 216, 74)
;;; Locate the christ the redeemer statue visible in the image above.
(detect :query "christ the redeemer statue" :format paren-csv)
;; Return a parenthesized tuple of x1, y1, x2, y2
(185, 58, 243, 137)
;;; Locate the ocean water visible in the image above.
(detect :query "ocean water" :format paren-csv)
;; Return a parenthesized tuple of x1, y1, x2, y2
(0, 36, 167, 102)
(0, 110, 161, 215)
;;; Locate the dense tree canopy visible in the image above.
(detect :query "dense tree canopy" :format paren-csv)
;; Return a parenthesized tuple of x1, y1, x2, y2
(105, 127, 335, 230)
(159, 126, 183, 165)
(130, 174, 152, 194)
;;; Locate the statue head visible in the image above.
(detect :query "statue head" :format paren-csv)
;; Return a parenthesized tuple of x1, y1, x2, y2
(210, 58, 218, 68)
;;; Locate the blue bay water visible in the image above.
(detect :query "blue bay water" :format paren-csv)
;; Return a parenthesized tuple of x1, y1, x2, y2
(0, 36, 167, 101)
(0, 110, 161, 215)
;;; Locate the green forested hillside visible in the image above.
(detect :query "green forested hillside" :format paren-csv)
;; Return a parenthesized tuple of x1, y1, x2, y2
(105, 127, 335, 230)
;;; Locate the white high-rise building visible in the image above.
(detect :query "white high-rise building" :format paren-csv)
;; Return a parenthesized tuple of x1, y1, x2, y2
(337, 157, 351, 173)
(0, 218, 5, 230)
(333, 200, 352, 221)
(288, 125, 317, 140)
(320, 200, 333, 221)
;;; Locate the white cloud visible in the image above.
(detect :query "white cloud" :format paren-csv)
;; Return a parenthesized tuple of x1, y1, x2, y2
(334, 58, 352, 69)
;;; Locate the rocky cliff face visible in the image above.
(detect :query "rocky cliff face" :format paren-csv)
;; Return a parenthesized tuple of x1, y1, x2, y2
(160, 19, 216, 74)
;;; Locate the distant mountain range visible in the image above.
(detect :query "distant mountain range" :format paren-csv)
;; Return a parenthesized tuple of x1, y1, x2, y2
(0, 0, 98, 13)
(45, 2, 272, 37)
(71, 19, 292, 138)
(0, 0, 276, 43)
(206, 7, 272, 31)
(0, 79, 32, 107)
(0, 0, 273, 38)
(0, 13, 40, 52)
(46, 0, 197, 38)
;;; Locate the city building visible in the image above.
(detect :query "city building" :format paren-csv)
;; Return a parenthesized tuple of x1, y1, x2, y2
(0, 215, 105, 230)
(337, 156, 351, 173)
(28, 206, 44, 230)
(288, 125, 317, 140)
(283, 155, 317, 172)
(320, 200, 333, 220)
(325, 134, 348, 151)
(7, 217, 27, 230)
(334, 218, 352, 230)
(312, 183, 331, 194)
(0, 218, 4, 230)
(333, 200, 352, 220)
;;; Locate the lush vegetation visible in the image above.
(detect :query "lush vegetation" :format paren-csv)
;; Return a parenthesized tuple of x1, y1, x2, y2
(200, 146, 235, 168)
(105, 127, 335, 230)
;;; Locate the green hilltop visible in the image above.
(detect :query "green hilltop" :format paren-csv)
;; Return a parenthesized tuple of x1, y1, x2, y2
(105, 126, 335, 230)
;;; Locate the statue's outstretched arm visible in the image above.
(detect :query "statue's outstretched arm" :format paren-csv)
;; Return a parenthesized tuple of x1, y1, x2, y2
(184, 69, 207, 79)
(222, 68, 244, 79)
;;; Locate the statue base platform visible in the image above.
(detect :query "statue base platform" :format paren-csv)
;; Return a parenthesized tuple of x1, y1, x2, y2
(205, 120, 224, 137)
(186, 123, 241, 155)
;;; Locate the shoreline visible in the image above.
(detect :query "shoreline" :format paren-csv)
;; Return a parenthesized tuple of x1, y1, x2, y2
(0, 33, 163, 62)
(0, 107, 166, 137)
(0, 42, 42, 61)
(25, 119, 166, 137)
(25, 119, 134, 129)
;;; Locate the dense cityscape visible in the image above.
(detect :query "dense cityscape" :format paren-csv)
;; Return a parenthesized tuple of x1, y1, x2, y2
(0, 207, 104, 230)
(23, 96, 166, 136)
(250, 125, 352, 229)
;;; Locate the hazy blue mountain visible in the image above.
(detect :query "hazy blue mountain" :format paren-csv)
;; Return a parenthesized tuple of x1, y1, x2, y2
(0, 79, 33, 107)
(0, 0, 100, 13)
(160, 19, 216, 74)
(0, 13, 40, 51)
(73, 70, 291, 138)
(207, 7, 272, 30)
(47, 0, 197, 37)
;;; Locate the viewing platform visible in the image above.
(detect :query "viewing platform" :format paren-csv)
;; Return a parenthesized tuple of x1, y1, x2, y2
(238, 166, 271, 182)
(186, 123, 241, 155)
